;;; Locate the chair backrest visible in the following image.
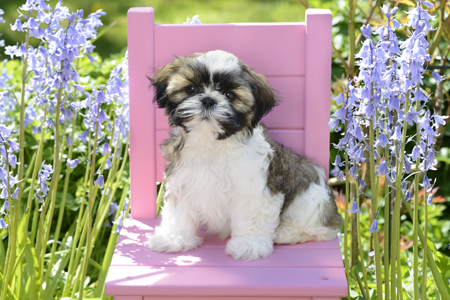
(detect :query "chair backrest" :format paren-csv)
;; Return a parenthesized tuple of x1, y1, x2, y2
(128, 8, 332, 219)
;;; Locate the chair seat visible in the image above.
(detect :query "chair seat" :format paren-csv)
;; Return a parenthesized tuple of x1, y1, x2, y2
(105, 218, 347, 299)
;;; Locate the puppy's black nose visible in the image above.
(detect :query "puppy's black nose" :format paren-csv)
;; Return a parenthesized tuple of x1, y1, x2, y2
(201, 97, 216, 108)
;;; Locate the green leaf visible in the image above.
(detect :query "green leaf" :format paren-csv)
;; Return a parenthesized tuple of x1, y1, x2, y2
(24, 239, 39, 297)
(44, 248, 71, 299)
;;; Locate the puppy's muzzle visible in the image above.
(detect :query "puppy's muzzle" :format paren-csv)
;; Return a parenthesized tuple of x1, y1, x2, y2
(201, 97, 216, 109)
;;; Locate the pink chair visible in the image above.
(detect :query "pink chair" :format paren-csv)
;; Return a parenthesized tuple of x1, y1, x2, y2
(105, 7, 347, 300)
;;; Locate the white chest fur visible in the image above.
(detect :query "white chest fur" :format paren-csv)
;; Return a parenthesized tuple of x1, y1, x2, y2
(166, 124, 273, 236)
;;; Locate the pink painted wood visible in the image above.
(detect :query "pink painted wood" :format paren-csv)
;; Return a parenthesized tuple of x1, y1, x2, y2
(106, 7, 347, 300)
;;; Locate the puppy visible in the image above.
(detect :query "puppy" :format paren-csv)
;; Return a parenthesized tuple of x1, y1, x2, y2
(147, 50, 342, 260)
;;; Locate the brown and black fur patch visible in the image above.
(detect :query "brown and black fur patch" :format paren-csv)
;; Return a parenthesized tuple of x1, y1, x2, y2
(262, 125, 342, 229)
(160, 128, 186, 177)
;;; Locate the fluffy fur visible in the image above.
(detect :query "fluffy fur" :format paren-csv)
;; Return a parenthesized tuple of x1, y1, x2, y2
(147, 50, 342, 260)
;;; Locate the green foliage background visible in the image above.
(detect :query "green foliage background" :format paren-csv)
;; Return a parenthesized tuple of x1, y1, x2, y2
(1, 0, 449, 299)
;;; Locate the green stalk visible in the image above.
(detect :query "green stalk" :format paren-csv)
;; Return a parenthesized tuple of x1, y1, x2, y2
(413, 101, 420, 300)
(369, 103, 383, 300)
(45, 115, 76, 288)
(1, 150, 16, 300)
(94, 183, 130, 297)
(156, 181, 165, 215)
(90, 138, 123, 245)
(17, 10, 32, 213)
(78, 105, 102, 300)
(344, 118, 351, 299)
(29, 64, 50, 247)
(69, 211, 88, 298)
(89, 106, 118, 243)
(37, 83, 63, 300)
(62, 131, 92, 297)
(356, 200, 370, 300)
(404, 202, 450, 300)
(11, 13, 32, 298)
(24, 151, 37, 183)
(397, 239, 403, 300)
(390, 94, 411, 299)
(421, 172, 428, 300)
(384, 109, 390, 300)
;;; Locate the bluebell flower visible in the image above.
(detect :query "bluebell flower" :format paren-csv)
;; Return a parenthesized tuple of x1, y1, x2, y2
(11, 19, 24, 32)
(94, 174, 104, 188)
(361, 24, 371, 39)
(105, 158, 112, 170)
(421, 176, 431, 190)
(37, 163, 53, 199)
(376, 161, 389, 176)
(404, 190, 412, 202)
(0, 218, 7, 229)
(66, 158, 79, 169)
(8, 154, 17, 169)
(101, 142, 110, 156)
(374, 133, 389, 148)
(184, 15, 202, 25)
(354, 126, 365, 140)
(12, 188, 19, 200)
(2, 200, 9, 212)
(391, 125, 402, 141)
(8, 140, 20, 152)
(359, 179, 366, 189)
(66, 136, 73, 146)
(369, 219, 379, 233)
(112, 198, 130, 233)
(431, 72, 443, 84)
(328, 119, 340, 132)
(426, 194, 433, 205)
(332, 93, 345, 105)
(349, 165, 357, 178)
(433, 114, 448, 127)
(98, 110, 109, 123)
(79, 131, 88, 143)
(347, 201, 362, 214)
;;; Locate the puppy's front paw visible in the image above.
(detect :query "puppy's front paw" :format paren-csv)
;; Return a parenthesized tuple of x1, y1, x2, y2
(147, 233, 203, 253)
(226, 236, 273, 260)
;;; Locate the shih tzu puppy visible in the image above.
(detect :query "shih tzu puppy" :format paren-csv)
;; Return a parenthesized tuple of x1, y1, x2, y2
(147, 50, 343, 260)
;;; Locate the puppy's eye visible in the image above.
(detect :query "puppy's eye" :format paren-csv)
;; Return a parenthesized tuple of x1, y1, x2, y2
(186, 86, 197, 95)
(225, 92, 235, 100)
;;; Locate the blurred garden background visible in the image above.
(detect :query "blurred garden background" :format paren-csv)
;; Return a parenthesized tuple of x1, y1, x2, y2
(0, 0, 449, 299)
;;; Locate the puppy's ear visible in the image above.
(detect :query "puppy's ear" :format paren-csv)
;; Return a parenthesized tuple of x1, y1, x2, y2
(241, 64, 278, 127)
(150, 57, 184, 108)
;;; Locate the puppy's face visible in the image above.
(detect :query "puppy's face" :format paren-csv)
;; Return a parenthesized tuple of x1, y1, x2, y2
(150, 50, 277, 140)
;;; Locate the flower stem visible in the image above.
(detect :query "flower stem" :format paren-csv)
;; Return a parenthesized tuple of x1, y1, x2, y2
(369, 104, 383, 300)
(62, 131, 92, 297)
(1, 150, 16, 300)
(17, 10, 32, 212)
(404, 201, 450, 299)
(390, 93, 411, 299)
(78, 104, 102, 300)
(37, 81, 63, 300)
(344, 116, 351, 298)
(356, 202, 370, 299)
(45, 114, 77, 287)
(94, 182, 130, 297)
(413, 100, 420, 300)
(421, 174, 428, 300)
(384, 108, 390, 300)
